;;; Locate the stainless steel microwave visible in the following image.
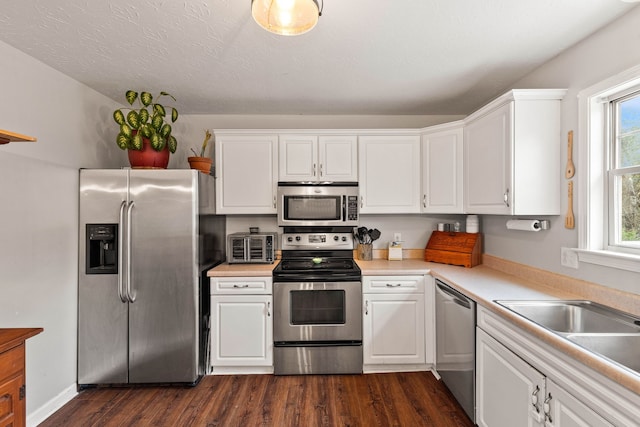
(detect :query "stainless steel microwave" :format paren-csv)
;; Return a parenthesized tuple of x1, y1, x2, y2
(277, 182, 359, 227)
(227, 232, 276, 264)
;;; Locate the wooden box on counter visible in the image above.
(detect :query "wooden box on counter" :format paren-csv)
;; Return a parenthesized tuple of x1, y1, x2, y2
(424, 231, 481, 268)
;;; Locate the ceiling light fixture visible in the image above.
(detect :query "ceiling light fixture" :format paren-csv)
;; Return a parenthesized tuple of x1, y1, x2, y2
(251, 0, 322, 36)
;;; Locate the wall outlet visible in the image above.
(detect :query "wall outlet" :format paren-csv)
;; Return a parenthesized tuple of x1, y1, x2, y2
(561, 247, 579, 269)
(393, 232, 402, 242)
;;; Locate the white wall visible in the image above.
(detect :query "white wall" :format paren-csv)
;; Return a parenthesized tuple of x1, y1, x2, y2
(0, 40, 123, 424)
(481, 6, 640, 294)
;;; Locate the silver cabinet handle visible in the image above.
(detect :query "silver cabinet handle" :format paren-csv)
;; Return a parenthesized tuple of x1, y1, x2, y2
(233, 284, 249, 288)
(543, 394, 552, 423)
(267, 301, 271, 317)
(360, 196, 364, 209)
(117, 201, 127, 303)
(365, 300, 369, 315)
(386, 283, 402, 287)
(125, 201, 136, 303)
(273, 195, 276, 209)
(319, 163, 323, 177)
(503, 188, 510, 207)
(423, 194, 427, 208)
(313, 163, 316, 177)
(531, 385, 540, 412)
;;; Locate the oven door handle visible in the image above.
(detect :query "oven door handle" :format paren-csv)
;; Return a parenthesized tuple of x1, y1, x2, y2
(342, 195, 346, 222)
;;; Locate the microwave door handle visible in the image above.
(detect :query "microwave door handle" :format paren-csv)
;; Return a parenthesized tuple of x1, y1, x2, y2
(244, 237, 250, 261)
(342, 195, 346, 222)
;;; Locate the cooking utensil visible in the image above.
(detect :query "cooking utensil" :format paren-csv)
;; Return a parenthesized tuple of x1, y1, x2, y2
(565, 181, 575, 229)
(565, 130, 575, 179)
(369, 229, 381, 242)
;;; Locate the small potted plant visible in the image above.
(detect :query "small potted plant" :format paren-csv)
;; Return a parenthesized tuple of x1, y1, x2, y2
(188, 129, 213, 174)
(113, 90, 179, 169)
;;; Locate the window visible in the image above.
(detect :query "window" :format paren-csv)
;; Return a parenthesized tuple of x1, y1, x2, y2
(609, 91, 640, 252)
(577, 64, 640, 272)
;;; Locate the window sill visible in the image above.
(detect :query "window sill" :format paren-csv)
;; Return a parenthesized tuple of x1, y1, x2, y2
(575, 249, 640, 273)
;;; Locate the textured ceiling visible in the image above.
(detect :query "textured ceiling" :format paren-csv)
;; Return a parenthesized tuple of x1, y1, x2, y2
(0, 0, 637, 115)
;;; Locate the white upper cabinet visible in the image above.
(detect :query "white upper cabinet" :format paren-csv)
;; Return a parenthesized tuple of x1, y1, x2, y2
(464, 89, 566, 215)
(279, 134, 357, 182)
(215, 133, 278, 214)
(358, 135, 421, 213)
(421, 122, 464, 213)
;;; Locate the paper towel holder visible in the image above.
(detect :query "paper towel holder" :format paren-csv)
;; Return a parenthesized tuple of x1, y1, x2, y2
(505, 219, 550, 231)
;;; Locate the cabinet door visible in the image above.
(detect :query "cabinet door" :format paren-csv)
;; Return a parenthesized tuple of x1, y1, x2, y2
(211, 295, 273, 367)
(319, 135, 358, 181)
(0, 374, 24, 427)
(215, 134, 278, 214)
(464, 102, 512, 215)
(545, 379, 613, 427)
(359, 135, 421, 213)
(421, 125, 464, 213)
(279, 135, 318, 181)
(363, 293, 425, 365)
(476, 328, 545, 427)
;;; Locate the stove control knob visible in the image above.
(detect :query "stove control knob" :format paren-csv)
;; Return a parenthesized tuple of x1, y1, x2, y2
(341, 236, 347, 241)
(295, 236, 301, 241)
(287, 236, 293, 242)
(333, 235, 339, 241)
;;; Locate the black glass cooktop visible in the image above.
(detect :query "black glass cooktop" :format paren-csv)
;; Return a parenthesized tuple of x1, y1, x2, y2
(273, 250, 361, 282)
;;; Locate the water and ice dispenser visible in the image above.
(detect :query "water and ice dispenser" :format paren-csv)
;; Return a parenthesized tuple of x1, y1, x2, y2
(86, 224, 118, 274)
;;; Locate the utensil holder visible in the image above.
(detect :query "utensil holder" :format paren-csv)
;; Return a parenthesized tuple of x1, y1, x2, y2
(358, 243, 373, 261)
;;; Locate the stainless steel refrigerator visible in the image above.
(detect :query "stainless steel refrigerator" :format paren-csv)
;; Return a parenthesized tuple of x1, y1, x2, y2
(78, 169, 225, 386)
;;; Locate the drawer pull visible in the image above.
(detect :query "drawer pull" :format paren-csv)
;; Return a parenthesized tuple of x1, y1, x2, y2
(386, 283, 402, 287)
(233, 284, 249, 288)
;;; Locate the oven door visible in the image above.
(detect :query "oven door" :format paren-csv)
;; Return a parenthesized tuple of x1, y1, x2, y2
(273, 281, 362, 343)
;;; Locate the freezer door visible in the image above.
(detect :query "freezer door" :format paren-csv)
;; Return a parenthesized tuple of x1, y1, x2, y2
(78, 169, 129, 385)
(127, 170, 200, 383)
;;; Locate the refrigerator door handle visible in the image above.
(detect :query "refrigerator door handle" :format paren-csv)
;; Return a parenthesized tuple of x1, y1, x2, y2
(117, 201, 128, 303)
(126, 201, 137, 303)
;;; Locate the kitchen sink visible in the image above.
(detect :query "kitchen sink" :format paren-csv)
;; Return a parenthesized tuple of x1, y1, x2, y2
(495, 299, 640, 375)
(567, 333, 640, 373)
(495, 300, 640, 334)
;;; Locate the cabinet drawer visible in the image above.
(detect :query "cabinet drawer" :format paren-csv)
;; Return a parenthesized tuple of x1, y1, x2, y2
(0, 344, 24, 383)
(363, 276, 424, 293)
(211, 277, 273, 294)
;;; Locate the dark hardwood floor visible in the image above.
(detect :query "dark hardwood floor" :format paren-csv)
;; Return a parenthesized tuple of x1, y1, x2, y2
(40, 372, 474, 427)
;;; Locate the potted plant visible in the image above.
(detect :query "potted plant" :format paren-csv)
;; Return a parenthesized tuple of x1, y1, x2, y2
(188, 129, 213, 174)
(113, 90, 179, 169)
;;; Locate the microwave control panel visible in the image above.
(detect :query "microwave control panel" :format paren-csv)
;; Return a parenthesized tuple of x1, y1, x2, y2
(347, 195, 359, 221)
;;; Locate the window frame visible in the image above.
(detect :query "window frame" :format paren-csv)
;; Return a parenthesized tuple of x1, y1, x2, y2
(576, 64, 640, 273)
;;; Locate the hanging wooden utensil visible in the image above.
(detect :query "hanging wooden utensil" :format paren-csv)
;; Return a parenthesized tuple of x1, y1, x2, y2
(565, 180, 575, 229)
(565, 130, 575, 179)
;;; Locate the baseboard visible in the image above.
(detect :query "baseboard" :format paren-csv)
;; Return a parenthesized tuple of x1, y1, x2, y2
(27, 383, 77, 427)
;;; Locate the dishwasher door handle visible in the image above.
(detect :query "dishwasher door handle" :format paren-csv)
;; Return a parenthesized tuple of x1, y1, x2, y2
(436, 281, 471, 309)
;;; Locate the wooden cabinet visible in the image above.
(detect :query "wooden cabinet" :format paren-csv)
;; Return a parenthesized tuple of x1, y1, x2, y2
(421, 122, 464, 213)
(279, 134, 357, 182)
(358, 135, 421, 213)
(0, 328, 42, 427)
(210, 277, 273, 373)
(464, 89, 565, 215)
(362, 276, 427, 368)
(214, 134, 278, 214)
(477, 306, 637, 426)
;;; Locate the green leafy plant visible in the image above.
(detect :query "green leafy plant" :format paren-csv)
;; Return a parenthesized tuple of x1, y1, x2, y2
(113, 90, 179, 153)
(190, 129, 212, 157)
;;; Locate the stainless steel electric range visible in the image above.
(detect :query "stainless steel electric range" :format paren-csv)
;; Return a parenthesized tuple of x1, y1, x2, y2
(272, 227, 362, 375)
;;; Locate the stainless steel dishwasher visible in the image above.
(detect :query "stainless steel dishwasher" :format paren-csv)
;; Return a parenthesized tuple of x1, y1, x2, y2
(435, 278, 476, 423)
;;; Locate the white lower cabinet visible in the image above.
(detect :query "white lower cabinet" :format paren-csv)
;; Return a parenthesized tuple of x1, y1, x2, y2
(362, 275, 433, 370)
(477, 306, 635, 427)
(210, 277, 273, 373)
